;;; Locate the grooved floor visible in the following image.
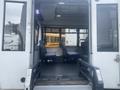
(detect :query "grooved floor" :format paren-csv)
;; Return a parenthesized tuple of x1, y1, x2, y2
(36, 62, 88, 85)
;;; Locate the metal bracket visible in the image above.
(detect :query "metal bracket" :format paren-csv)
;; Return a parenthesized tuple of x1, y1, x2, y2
(118, 83, 120, 86)
(114, 55, 120, 63)
(115, 55, 120, 86)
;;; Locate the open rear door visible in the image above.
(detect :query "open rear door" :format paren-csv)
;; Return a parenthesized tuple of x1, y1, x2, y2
(91, 0, 120, 89)
(0, 0, 32, 89)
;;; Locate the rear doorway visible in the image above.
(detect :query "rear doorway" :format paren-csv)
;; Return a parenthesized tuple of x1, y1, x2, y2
(33, 0, 90, 86)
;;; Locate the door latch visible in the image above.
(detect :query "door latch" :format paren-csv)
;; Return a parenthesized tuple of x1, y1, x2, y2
(115, 55, 120, 63)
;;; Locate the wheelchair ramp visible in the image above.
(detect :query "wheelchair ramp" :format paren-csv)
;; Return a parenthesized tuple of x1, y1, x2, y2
(34, 85, 92, 90)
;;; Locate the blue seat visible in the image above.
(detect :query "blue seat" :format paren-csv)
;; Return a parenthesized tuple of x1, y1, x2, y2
(60, 43, 81, 61)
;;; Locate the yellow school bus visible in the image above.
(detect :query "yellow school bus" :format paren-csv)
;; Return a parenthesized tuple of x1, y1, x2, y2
(45, 33, 65, 48)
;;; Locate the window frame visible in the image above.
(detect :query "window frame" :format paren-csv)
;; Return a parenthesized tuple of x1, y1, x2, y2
(2, 1, 27, 51)
(97, 4, 119, 52)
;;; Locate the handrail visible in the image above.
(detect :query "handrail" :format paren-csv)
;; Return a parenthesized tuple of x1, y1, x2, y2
(78, 59, 104, 90)
(29, 62, 41, 90)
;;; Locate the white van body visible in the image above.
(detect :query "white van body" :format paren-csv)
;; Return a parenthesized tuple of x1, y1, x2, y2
(0, 0, 119, 90)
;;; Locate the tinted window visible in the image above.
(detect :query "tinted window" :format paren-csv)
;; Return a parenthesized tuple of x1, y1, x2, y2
(3, 2, 26, 51)
(97, 4, 118, 51)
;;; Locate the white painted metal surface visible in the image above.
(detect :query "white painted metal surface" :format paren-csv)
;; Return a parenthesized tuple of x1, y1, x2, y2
(25, 69, 32, 90)
(118, 0, 120, 86)
(34, 85, 92, 90)
(0, 0, 32, 89)
(91, 0, 120, 89)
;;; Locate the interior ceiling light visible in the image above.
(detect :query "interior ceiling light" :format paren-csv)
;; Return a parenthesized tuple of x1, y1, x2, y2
(58, 2, 65, 5)
(56, 14, 61, 18)
(36, 9, 40, 15)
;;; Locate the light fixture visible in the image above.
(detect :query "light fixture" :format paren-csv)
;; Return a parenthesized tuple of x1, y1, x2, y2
(58, 2, 65, 5)
(56, 14, 61, 18)
(36, 9, 40, 15)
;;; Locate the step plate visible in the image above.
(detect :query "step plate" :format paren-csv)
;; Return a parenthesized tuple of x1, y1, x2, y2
(34, 85, 92, 90)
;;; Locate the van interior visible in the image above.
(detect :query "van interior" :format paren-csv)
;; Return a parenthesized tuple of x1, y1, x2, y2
(33, 0, 89, 86)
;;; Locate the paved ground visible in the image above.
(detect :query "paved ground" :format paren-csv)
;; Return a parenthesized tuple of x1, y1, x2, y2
(0, 88, 119, 90)
(0, 89, 120, 90)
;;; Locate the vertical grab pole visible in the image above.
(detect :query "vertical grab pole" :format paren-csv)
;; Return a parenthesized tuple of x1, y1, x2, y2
(59, 28, 62, 44)
(77, 28, 79, 47)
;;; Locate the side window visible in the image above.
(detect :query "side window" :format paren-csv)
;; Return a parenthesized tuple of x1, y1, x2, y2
(79, 29, 88, 46)
(65, 29, 77, 46)
(97, 4, 118, 52)
(2, 2, 26, 51)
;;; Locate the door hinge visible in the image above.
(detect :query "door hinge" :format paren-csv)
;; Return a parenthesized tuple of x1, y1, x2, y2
(114, 55, 120, 63)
